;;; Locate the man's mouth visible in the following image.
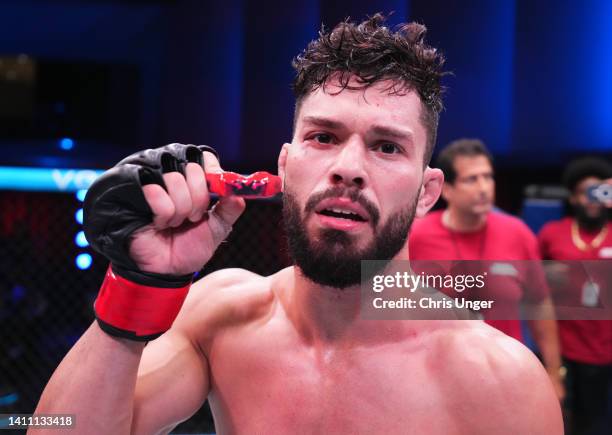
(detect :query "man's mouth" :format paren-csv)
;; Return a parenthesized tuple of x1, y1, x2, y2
(317, 207, 367, 222)
(311, 197, 372, 232)
(314, 198, 370, 223)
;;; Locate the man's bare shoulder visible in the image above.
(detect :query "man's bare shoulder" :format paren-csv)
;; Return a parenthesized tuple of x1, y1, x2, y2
(173, 267, 286, 339)
(192, 267, 269, 296)
(429, 321, 536, 369)
(426, 322, 563, 434)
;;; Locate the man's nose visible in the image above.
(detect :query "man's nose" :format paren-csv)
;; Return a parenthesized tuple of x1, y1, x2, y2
(329, 138, 368, 188)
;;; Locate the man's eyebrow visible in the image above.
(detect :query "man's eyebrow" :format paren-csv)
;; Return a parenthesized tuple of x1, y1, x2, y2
(301, 116, 414, 142)
(371, 125, 413, 141)
(301, 116, 345, 130)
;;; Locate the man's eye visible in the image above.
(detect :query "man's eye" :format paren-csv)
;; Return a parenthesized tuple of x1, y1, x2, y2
(377, 143, 401, 154)
(313, 134, 333, 144)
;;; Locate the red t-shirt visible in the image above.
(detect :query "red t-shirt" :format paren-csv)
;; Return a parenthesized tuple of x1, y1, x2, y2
(538, 217, 612, 365)
(409, 210, 550, 342)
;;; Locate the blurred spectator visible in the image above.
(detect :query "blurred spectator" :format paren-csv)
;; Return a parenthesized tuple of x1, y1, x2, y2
(538, 157, 612, 435)
(409, 138, 564, 399)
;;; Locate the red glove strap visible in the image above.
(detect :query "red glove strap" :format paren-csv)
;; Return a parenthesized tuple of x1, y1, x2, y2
(94, 266, 191, 337)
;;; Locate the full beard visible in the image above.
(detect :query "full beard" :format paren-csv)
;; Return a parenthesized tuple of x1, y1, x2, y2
(283, 189, 417, 289)
(575, 205, 608, 231)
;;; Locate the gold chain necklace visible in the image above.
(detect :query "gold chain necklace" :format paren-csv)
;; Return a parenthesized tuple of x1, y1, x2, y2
(571, 219, 608, 251)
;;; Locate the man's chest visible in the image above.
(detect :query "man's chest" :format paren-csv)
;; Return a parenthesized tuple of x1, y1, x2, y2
(205, 324, 464, 434)
(544, 222, 612, 260)
(548, 238, 612, 260)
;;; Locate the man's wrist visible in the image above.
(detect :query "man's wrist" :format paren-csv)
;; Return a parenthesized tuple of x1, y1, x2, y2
(94, 265, 192, 341)
(92, 320, 147, 353)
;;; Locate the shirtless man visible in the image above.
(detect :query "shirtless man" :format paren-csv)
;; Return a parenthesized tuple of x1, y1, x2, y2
(33, 15, 562, 434)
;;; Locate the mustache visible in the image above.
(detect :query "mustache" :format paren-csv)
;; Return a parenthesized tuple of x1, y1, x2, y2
(304, 186, 380, 227)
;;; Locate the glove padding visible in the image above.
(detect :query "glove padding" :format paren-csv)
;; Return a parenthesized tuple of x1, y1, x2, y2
(83, 143, 218, 341)
(84, 143, 218, 278)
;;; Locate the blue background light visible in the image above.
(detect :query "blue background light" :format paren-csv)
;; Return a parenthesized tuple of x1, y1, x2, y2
(75, 208, 83, 225)
(59, 138, 74, 150)
(0, 167, 103, 192)
(75, 253, 92, 270)
(76, 189, 87, 202)
(75, 231, 88, 247)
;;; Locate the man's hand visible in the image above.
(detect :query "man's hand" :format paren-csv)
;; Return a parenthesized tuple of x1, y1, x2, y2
(547, 368, 567, 402)
(131, 150, 245, 275)
(85, 144, 246, 277)
(84, 143, 246, 340)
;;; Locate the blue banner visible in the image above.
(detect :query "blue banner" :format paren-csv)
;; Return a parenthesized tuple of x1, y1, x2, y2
(0, 166, 103, 192)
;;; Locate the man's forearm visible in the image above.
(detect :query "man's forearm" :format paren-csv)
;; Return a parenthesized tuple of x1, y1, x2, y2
(30, 322, 145, 435)
(527, 297, 561, 370)
(528, 318, 562, 371)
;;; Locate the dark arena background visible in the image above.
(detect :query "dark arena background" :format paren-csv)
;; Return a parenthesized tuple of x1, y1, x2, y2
(0, 0, 611, 434)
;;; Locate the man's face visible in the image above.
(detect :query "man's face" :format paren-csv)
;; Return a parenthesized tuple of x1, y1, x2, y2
(279, 77, 438, 288)
(443, 155, 495, 217)
(570, 176, 607, 228)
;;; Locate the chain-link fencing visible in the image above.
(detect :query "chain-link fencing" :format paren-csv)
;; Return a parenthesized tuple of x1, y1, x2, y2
(0, 190, 288, 434)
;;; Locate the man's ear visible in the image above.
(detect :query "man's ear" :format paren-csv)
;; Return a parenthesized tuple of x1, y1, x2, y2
(277, 143, 290, 192)
(416, 167, 444, 218)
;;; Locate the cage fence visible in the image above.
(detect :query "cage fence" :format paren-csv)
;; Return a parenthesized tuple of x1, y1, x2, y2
(0, 190, 288, 433)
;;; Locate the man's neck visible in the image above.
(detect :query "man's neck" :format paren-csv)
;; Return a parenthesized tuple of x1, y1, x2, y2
(289, 269, 362, 344)
(283, 248, 412, 346)
(443, 207, 487, 232)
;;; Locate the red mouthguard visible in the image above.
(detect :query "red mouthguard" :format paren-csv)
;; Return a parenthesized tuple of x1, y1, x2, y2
(205, 171, 282, 198)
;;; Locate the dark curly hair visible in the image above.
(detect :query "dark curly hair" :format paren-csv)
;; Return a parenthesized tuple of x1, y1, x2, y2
(562, 157, 612, 192)
(292, 13, 447, 166)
